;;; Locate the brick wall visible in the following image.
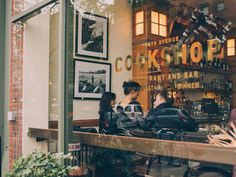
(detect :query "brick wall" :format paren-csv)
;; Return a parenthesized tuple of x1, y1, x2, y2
(9, 0, 24, 169)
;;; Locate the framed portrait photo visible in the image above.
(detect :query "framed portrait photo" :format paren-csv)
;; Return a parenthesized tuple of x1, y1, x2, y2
(73, 59, 111, 100)
(75, 12, 109, 60)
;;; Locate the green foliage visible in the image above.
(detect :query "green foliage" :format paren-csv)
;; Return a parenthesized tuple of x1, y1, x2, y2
(90, 147, 134, 177)
(6, 151, 74, 177)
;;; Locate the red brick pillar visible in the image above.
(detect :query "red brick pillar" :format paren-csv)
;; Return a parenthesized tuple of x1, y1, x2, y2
(9, 0, 24, 169)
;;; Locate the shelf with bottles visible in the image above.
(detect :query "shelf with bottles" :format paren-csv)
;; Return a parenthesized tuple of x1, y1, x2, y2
(169, 57, 231, 75)
(180, 88, 230, 95)
(171, 77, 233, 95)
(170, 64, 231, 75)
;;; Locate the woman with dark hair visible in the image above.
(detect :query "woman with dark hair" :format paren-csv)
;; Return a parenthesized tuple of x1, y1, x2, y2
(99, 92, 118, 134)
(116, 81, 143, 129)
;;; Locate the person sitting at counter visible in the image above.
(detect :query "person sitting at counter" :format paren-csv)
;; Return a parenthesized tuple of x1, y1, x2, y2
(115, 81, 144, 129)
(145, 89, 175, 130)
(147, 89, 174, 116)
(98, 92, 118, 134)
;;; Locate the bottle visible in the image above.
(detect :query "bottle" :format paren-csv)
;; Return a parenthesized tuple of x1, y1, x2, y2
(217, 58, 222, 69)
(178, 57, 182, 65)
(187, 53, 192, 66)
(199, 59, 204, 68)
(226, 62, 230, 71)
(213, 58, 218, 68)
(227, 80, 233, 91)
(222, 58, 226, 71)
(202, 56, 206, 68)
(207, 59, 212, 68)
(200, 76, 205, 89)
(215, 58, 219, 69)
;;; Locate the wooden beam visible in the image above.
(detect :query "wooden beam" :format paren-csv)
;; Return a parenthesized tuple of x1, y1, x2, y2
(74, 132, 236, 165)
(28, 127, 236, 165)
(28, 128, 58, 140)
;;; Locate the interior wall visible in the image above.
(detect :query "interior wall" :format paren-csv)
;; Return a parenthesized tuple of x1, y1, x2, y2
(73, 1, 132, 120)
(49, 13, 59, 121)
(22, 13, 50, 155)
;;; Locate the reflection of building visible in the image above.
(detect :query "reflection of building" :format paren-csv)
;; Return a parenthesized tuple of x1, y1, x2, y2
(173, 0, 236, 107)
(132, 0, 236, 110)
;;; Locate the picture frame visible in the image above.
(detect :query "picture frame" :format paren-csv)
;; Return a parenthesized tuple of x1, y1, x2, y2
(73, 59, 111, 100)
(75, 12, 109, 60)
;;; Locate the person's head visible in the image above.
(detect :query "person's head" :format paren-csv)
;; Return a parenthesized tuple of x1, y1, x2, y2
(176, 89, 184, 98)
(153, 89, 168, 108)
(122, 81, 141, 100)
(99, 92, 116, 113)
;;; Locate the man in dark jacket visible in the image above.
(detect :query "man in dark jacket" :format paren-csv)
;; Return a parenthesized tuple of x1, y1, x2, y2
(147, 89, 173, 116)
(145, 89, 174, 130)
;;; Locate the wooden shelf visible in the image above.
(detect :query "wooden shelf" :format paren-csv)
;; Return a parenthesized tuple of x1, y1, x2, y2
(181, 88, 229, 94)
(170, 64, 231, 75)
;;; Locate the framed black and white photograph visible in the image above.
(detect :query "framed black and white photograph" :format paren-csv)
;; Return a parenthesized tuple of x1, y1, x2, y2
(73, 59, 111, 100)
(75, 12, 109, 59)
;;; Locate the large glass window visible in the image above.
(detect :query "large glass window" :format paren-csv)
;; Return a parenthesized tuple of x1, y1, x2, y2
(10, 0, 60, 157)
(8, 0, 236, 176)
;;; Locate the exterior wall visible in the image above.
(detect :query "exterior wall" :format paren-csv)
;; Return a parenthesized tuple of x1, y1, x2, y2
(73, 0, 132, 120)
(9, 0, 24, 169)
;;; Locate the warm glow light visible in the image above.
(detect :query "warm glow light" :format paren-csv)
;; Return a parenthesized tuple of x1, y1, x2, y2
(159, 13, 167, 25)
(151, 11, 167, 37)
(151, 11, 159, 23)
(151, 23, 159, 35)
(227, 39, 235, 56)
(227, 39, 235, 47)
(136, 23, 144, 35)
(228, 48, 235, 56)
(135, 11, 144, 35)
(159, 26, 167, 37)
(136, 11, 144, 24)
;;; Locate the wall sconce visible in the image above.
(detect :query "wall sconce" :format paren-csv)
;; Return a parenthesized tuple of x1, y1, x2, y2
(135, 11, 144, 35)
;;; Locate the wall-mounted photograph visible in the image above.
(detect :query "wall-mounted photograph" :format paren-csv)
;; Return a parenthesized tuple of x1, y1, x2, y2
(75, 12, 109, 60)
(73, 59, 111, 99)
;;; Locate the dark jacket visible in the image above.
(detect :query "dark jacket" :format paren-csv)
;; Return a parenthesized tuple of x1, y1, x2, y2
(145, 102, 174, 130)
(147, 102, 174, 117)
(99, 109, 118, 134)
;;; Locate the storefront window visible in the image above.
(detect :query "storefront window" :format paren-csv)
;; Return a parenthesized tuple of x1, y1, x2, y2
(7, 0, 236, 176)
(10, 0, 60, 158)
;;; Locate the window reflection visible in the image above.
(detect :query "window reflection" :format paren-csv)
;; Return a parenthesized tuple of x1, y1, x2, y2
(227, 39, 235, 56)
(151, 11, 167, 37)
(135, 11, 144, 35)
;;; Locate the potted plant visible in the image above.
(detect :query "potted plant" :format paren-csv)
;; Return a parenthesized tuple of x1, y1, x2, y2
(6, 151, 75, 177)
